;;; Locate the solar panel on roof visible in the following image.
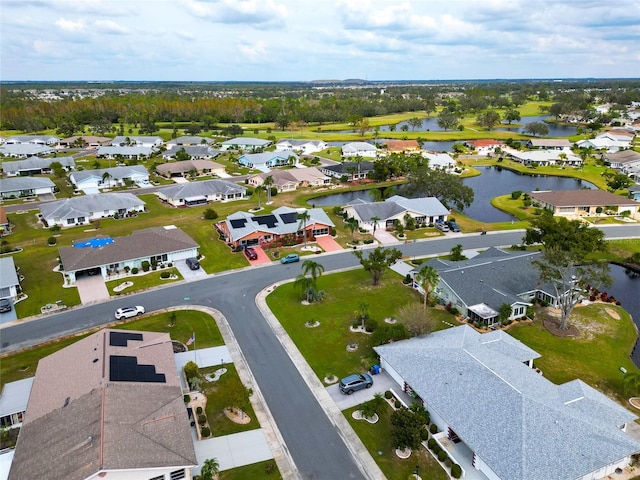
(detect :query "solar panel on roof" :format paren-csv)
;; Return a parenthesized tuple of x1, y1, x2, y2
(252, 214, 278, 228)
(280, 212, 298, 224)
(109, 355, 167, 383)
(230, 218, 247, 229)
(109, 331, 143, 347)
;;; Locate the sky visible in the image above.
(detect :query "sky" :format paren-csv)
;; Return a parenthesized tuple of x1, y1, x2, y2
(1, 0, 640, 82)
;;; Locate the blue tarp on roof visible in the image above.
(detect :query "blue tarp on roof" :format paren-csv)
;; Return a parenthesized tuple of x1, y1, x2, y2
(73, 237, 114, 248)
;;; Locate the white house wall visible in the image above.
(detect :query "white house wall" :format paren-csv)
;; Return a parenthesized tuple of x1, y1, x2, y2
(577, 457, 632, 480)
(85, 466, 193, 480)
(471, 455, 502, 480)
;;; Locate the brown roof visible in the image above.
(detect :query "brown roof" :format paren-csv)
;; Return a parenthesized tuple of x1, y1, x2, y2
(9, 329, 196, 480)
(383, 140, 420, 151)
(156, 159, 224, 175)
(605, 149, 640, 164)
(529, 189, 640, 207)
(59, 226, 199, 272)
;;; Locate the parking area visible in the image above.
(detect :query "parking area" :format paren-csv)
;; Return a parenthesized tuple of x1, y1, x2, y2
(327, 371, 403, 411)
(315, 235, 343, 252)
(246, 246, 272, 266)
(0, 299, 17, 324)
(174, 258, 208, 281)
(76, 274, 110, 304)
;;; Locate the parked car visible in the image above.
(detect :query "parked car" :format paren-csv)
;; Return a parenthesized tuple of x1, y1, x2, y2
(446, 221, 461, 232)
(435, 221, 449, 232)
(186, 257, 200, 270)
(0, 298, 12, 313)
(114, 305, 145, 320)
(339, 373, 373, 395)
(281, 253, 300, 264)
(244, 247, 258, 261)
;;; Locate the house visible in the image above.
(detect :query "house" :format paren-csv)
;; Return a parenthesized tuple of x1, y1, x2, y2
(0, 256, 21, 300)
(381, 139, 421, 153)
(320, 161, 375, 182)
(287, 167, 331, 187)
(374, 325, 640, 480)
(343, 195, 449, 230)
(219, 137, 272, 152)
(341, 142, 378, 158)
(111, 135, 164, 148)
(0, 144, 55, 158)
(59, 226, 199, 282)
(464, 139, 504, 154)
(603, 149, 640, 172)
(577, 131, 633, 153)
(156, 160, 226, 178)
(529, 189, 640, 218)
(216, 206, 334, 248)
(0, 177, 56, 199)
(161, 146, 221, 161)
(5, 135, 59, 146)
(275, 139, 327, 155)
(8, 328, 198, 480)
(422, 152, 457, 171)
(0, 377, 33, 431)
(39, 193, 146, 227)
(157, 179, 246, 207)
(598, 129, 635, 143)
(237, 152, 298, 172)
(70, 165, 150, 190)
(502, 146, 582, 167)
(166, 136, 211, 147)
(248, 167, 330, 192)
(96, 145, 153, 159)
(58, 136, 111, 148)
(526, 138, 572, 150)
(1, 156, 76, 176)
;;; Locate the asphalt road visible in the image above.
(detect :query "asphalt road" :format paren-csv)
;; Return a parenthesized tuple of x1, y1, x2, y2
(1, 226, 639, 479)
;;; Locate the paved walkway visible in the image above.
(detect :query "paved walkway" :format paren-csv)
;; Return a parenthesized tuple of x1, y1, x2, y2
(315, 235, 343, 252)
(76, 275, 110, 304)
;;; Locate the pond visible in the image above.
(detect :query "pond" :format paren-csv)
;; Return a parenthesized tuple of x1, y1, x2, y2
(607, 264, 640, 366)
(311, 166, 596, 223)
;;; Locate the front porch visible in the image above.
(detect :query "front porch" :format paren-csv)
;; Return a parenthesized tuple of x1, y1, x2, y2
(432, 432, 490, 480)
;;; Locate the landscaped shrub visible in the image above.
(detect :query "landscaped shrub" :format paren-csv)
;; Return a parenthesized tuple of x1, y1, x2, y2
(445, 458, 453, 468)
(141, 261, 150, 272)
(204, 208, 218, 220)
(437, 450, 448, 462)
(183, 394, 190, 403)
(198, 414, 207, 425)
(264, 461, 276, 474)
(427, 438, 437, 450)
(196, 406, 203, 415)
(124, 266, 130, 273)
(429, 424, 438, 434)
(200, 426, 210, 437)
(160, 271, 171, 279)
(371, 323, 410, 346)
(363, 239, 374, 244)
(151, 259, 158, 270)
(403, 274, 412, 285)
(364, 318, 378, 333)
(451, 464, 462, 478)
(394, 400, 401, 409)
(420, 428, 429, 441)
(131, 267, 139, 274)
(47, 236, 57, 246)
(384, 390, 393, 400)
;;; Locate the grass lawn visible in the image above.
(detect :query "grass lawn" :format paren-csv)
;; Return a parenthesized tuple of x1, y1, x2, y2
(200, 363, 258, 437)
(344, 403, 449, 480)
(508, 303, 638, 404)
(266, 268, 456, 379)
(219, 460, 281, 480)
(105, 267, 182, 295)
(0, 309, 223, 389)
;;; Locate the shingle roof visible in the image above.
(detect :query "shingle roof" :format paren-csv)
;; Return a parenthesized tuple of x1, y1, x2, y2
(156, 159, 224, 174)
(0, 176, 55, 193)
(342, 142, 377, 153)
(0, 256, 19, 290)
(386, 195, 450, 216)
(0, 144, 54, 156)
(605, 149, 640, 164)
(528, 139, 572, 148)
(163, 146, 220, 158)
(9, 329, 197, 480)
(322, 161, 375, 174)
(39, 192, 145, 221)
(96, 146, 153, 157)
(58, 226, 198, 272)
(159, 179, 246, 200)
(221, 137, 271, 147)
(375, 326, 640, 480)
(1, 156, 76, 173)
(530, 189, 640, 207)
(70, 165, 149, 183)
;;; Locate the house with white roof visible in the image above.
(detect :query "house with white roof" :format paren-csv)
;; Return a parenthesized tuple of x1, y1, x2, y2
(237, 152, 298, 172)
(422, 152, 457, 171)
(0, 177, 56, 199)
(343, 195, 449, 230)
(0, 377, 33, 431)
(464, 139, 504, 155)
(5, 135, 59, 146)
(275, 139, 327, 155)
(576, 137, 630, 153)
(503, 146, 582, 167)
(1, 156, 75, 176)
(375, 325, 640, 480)
(70, 165, 150, 191)
(341, 142, 378, 158)
(157, 179, 246, 207)
(0, 144, 55, 158)
(161, 146, 221, 161)
(96, 145, 153, 159)
(111, 135, 163, 148)
(216, 206, 334, 248)
(58, 135, 111, 148)
(598, 129, 635, 143)
(166, 136, 211, 147)
(0, 256, 21, 300)
(219, 137, 272, 152)
(39, 192, 146, 227)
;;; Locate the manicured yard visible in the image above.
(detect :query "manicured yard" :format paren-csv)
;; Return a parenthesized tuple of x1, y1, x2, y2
(345, 403, 448, 480)
(105, 267, 182, 295)
(219, 460, 281, 480)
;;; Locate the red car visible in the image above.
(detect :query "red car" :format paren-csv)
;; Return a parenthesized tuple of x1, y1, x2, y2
(244, 247, 258, 260)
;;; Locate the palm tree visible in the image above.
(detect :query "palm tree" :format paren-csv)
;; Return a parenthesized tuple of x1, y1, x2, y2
(101, 171, 112, 188)
(357, 301, 369, 328)
(415, 265, 439, 309)
(370, 216, 380, 234)
(254, 185, 264, 210)
(294, 274, 314, 302)
(201, 458, 220, 480)
(297, 210, 311, 246)
(263, 175, 274, 204)
(346, 217, 359, 242)
(302, 259, 324, 283)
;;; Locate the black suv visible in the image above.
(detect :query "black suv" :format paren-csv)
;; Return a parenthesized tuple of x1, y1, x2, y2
(186, 257, 200, 270)
(0, 298, 12, 313)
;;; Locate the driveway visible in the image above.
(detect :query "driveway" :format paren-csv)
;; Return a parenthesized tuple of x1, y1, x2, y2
(315, 235, 343, 252)
(373, 228, 399, 244)
(246, 246, 272, 265)
(172, 177, 190, 184)
(76, 275, 110, 304)
(174, 258, 208, 281)
(0, 299, 17, 325)
(327, 371, 411, 411)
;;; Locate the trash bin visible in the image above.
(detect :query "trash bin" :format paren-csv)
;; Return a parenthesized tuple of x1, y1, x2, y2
(371, 364, 381, 375)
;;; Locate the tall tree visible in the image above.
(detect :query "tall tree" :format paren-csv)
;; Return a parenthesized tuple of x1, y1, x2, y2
(504, 108, 521, 124)
(346, 217, 359, 242)
(301, 259, 324, 282)
(353, 246, 402, 286)
(200, 458, 220, 480)
(477, 110, 501, 130)
(437, 111, 459, 131)
(263, 175, 274, 203)
(297, 210, 311, 246)
(403, 167, 474, 211)
(101, 171, 112, 188)
(415, 265, 439, 309)
(370, 216, 381, 234)
(523, 212, 611, 330)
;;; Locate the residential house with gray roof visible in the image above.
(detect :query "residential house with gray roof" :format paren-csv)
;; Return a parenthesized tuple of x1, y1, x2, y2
(5, 135, 59, 146)
(219, 137, 272, 152)
(0, 144, 55, 158)
(96, 145, 153, 160)
(111, 135, 163, 148)
(0, 256, 21, 300)
(58, 135, 111, 148)
(70, 165, 150, 191)
(216, 206, 334, 248)
(344, 194, 449, 230)
(1, 155, 75, 176)
(157, 179, 246, 207)
(161, 146, 221, 161)
(8, 328, 197, 480)
(156, 160, 226, 178)
(237, 152, 298, 172)
(341, 142, 378, 158)
(275, 139, 327, 154)
(0, 177, 56, 199)
(375, 325, 640, 480)
(59, 226, 199, 282)
(39, 192, 145, 228)
(166, 136, 211, 147)
(320, 161, 375, 182)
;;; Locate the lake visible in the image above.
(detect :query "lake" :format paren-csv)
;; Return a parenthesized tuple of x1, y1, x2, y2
(311, 166, 596, 222)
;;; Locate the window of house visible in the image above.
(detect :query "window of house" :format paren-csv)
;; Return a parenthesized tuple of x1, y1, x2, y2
(169, 469, 186, 480)
(149, 475, 164, 480)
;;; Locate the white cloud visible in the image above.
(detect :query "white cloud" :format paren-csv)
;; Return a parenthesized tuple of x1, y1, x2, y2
(237, 40, 268, 62)
(54, 17, 85, 32)
(94, 20, 127, 34)
(184, 0, 288, 26)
